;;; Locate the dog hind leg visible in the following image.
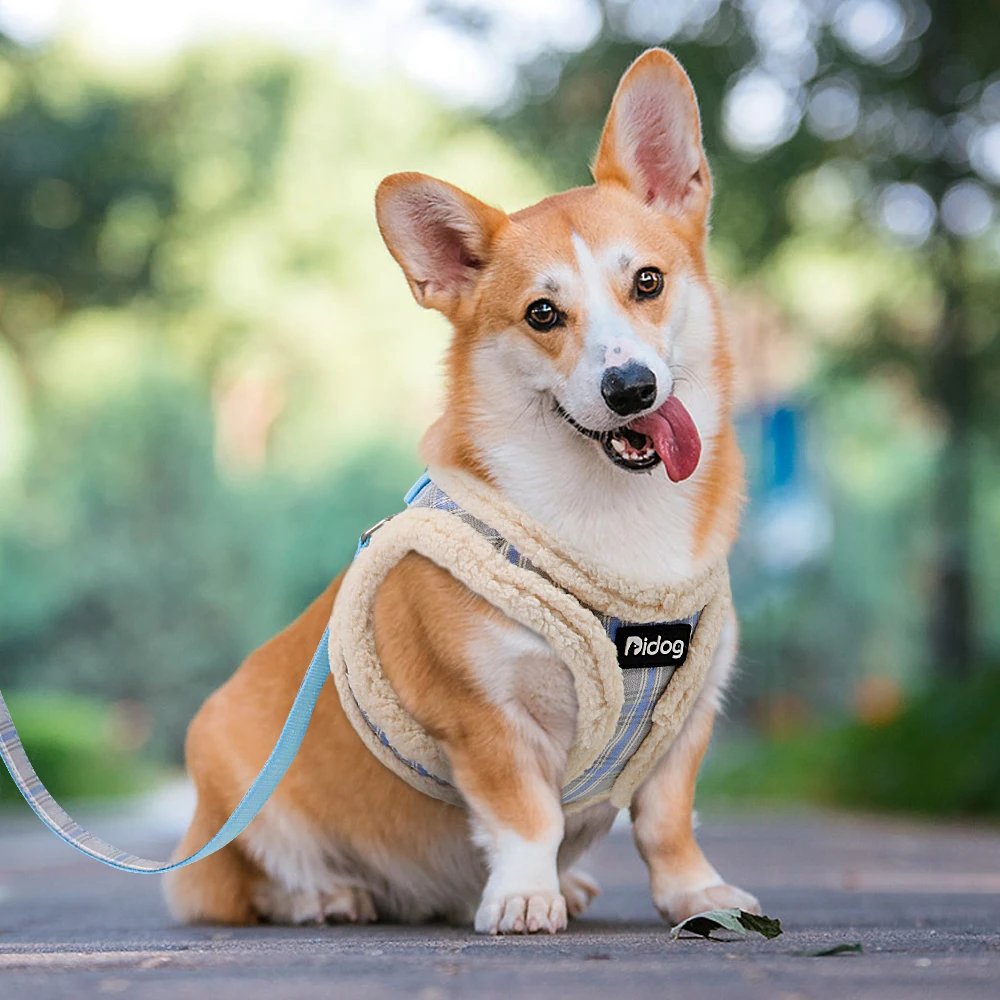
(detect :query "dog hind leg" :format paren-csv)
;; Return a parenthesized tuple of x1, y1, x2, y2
(163, 798, 261, 925)
(241, 802, 378, 925)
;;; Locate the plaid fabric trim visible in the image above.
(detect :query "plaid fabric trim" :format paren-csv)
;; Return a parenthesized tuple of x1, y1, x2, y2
(0, 691, 167, 871)
(560, 611, 700, 803)
(408, 477, 541, 576)
(356, 703, 452, 789)
(353, 475, 703, 804)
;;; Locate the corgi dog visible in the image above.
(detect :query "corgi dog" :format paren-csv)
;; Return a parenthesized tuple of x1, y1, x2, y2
(164, 48, 759, 935)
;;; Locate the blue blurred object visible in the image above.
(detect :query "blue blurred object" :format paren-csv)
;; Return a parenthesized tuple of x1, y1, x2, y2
(748, 402, 832, 575)
(766, 405, 799, 491)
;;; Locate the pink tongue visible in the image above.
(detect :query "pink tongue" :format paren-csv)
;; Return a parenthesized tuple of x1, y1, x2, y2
(628, 396, 702, 483)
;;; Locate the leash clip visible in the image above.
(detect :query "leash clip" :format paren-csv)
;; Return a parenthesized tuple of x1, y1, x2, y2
(358, 514, 396, 547)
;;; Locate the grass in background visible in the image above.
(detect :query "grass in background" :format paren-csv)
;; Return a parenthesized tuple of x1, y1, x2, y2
(702, 667, 1000, 818)
(0, 692, 155, 809)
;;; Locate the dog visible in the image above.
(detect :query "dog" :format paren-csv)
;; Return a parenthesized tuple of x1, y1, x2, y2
(164, 48, 760, 935)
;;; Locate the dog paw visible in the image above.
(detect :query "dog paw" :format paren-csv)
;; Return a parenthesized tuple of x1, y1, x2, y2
(474, 890, 568, 935)
(321, 886, 378, 924)
(656, 882, 761, 926)
(253, 882, 378, 925)
(559, 869, 600, 918)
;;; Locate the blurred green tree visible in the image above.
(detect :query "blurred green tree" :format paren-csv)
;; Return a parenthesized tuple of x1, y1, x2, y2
(0, 375, 421, 756)
(0, 30, 542, 763)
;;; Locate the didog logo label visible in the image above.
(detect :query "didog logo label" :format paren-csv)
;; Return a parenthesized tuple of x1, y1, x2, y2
(614, 622, 692, 669)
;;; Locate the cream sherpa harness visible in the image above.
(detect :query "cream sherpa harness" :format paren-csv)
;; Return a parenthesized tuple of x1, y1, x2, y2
(331, 467, 731, 815)
(0, 467, 730, 870)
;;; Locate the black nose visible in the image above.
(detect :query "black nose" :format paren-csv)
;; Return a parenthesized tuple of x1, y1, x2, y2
(601, 362, 657, 416)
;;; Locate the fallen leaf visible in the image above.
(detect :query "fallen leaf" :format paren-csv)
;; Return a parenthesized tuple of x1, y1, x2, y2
(794, 942, 863, 957)
(736, 911, 784, 940)
(670, 908, 783, 941)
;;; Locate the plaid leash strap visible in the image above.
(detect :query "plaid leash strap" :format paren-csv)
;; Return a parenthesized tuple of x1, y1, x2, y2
(0, 629, 332, 873)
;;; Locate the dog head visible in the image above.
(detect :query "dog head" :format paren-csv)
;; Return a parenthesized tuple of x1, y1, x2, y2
(376, 49, 730, 488)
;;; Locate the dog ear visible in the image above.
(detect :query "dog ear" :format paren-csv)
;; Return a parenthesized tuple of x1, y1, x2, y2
(375, 173, 508, 315)
(593, 49, 710, 227)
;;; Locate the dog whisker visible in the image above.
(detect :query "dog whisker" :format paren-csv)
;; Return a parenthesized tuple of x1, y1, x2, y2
(508, 395, 539, 431)
(673, 363, 707, 394)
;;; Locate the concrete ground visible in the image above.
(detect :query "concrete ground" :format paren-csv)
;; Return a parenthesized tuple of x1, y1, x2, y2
(1, 792, 998, 999)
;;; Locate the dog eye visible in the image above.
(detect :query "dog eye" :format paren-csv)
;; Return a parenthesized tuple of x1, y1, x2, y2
(525, 299, 560, 331)
(634, 267, 663, 300)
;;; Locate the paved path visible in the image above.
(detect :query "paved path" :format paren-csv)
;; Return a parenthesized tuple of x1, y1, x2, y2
(1, 797, 998, 999)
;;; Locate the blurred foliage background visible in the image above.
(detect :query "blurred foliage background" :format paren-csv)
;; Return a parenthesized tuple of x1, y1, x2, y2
(0, 0, 997, 816)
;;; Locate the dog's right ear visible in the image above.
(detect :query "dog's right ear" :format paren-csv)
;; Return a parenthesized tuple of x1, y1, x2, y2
(375, 173, 508, 316)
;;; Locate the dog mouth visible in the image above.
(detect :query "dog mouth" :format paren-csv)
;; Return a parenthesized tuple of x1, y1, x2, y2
(553, 401, 660, 473)
(553, 397, 702, 481)
(603, 425, 661, 471)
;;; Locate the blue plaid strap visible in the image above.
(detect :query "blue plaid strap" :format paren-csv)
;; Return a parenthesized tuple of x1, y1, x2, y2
(0, 628, 332, 873)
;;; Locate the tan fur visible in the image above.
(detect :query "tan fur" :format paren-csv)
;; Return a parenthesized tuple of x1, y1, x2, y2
(166, 576, 472, 923)
(692, 294, 743, 557)
(166, 48, 758, 933)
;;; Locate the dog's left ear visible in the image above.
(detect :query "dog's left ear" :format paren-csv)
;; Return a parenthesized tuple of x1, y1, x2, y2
(593, 49, 710, 228)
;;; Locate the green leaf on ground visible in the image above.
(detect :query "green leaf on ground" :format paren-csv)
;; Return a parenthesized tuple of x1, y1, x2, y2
(670, 908, 783, 940)
(794, 942, 863, 957)
(737, 911, 784, 939)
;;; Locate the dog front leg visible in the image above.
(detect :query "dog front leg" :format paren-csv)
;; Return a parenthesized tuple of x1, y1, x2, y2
(374, 554, 576, 933)
(630, 614, 760, 924)
(443, 624, 575, 934)
(450, 735, 567, 935)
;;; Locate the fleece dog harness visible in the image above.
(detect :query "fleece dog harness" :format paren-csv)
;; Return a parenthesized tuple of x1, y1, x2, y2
(329, 467, 732, 814)
(0, 467, 730, 870)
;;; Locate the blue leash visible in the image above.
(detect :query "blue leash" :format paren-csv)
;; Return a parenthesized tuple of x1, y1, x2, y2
(0, 628, 332, 873)
(0, 483, 414, 874)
